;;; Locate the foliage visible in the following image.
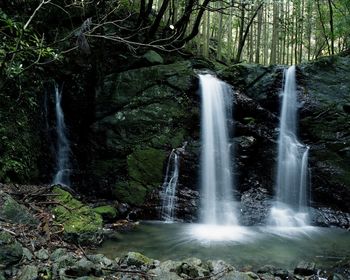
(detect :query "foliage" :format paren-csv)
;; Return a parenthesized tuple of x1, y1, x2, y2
(0, 9, 60, 84)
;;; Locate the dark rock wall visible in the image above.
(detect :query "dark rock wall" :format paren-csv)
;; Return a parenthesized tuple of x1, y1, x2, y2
(1, 47, 349, 226)
(51, 54, 350, 226)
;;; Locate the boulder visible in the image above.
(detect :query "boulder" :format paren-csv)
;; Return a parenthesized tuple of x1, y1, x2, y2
(240, 188, 272, 225)
(0, 231, 23, 267)
(143, 50, 164, 65)
(52, 187, 103, 245)
(90, 60, 199, 205)
(149, 260, 182, 280)
(294, 261, 316, 276)
(0, 191, 38, 226)
(18, 265, 38, 280)
(123, 252, 153, 267)
(93, 205, 118, 221)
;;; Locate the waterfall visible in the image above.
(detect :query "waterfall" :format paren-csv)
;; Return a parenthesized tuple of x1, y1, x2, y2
(161, 149, 180, 222)
(270, 66, 310, 227)
(199, 74, 237, 225)
(53, 84, 71, 186)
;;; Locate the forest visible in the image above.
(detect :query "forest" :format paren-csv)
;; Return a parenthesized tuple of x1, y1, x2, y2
(0, 1, 350, 280)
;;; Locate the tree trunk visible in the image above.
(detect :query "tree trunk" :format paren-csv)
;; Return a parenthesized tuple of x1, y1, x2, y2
(255, 4, 263, 64)
(148, 0, 171, 40)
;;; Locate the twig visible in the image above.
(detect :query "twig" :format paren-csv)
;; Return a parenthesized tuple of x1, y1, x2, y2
(24, 0, 52, 30)
(0, 227, 17, 236)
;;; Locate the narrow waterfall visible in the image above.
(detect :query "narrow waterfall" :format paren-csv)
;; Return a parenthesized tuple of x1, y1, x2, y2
(270, 66, 310, 227)
(161, 149, 180, 222)
(53, 84, 71, 186)
(199, 74, 237, 225)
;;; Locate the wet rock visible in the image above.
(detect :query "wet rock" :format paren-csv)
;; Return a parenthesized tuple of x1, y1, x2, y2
(221, 271, 258, 280)
(18, 265, 38, 280)
(52, 252, 78, 277)
(22, 248, 33, 261)
(123, 252, 153, 267)
(93, 205, 118, 221)
(244, 271, 260, 279)
(51, 248, 68, 261)
(206, 260, 234, 275)
(64, 258, 97, 277)
(0, 191, 38, 226)
(149, 260, 182, 280)
(143, 50, 164, 65)
(274, 268, 289, 279)
(0, 231, 23, 267)
(176, 258, 210, 278)
(311, 208, 350, 228)
(116, 203, 130, 218)
(35, 248, 49, 260)
(294, 261, 316, 276)
(240, 188, 272, 225)
(87, 254, 113, 267)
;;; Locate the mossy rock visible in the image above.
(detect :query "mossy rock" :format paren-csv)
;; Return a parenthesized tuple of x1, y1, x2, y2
(143, 50, 164, 65)
(0, 231, 23, 267)
(0, 191, 38, 226)
(114, 148, 166, 206)
(93, 205, 118, 221)
(52, 187, 103, 245)
(96, 60, 195, 117)
(124, 252, 153, 267)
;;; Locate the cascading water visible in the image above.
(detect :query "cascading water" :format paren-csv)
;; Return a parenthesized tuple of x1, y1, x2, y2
(199, 74, 238, 226)
(161, 149, 180, 222)
(53, 84, 71, 186)
(270, 65, 310, 227)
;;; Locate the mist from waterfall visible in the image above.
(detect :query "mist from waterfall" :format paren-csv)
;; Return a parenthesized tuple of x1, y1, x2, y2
(53, 84, 71, 186)
(199, 74, 237, 226)
(161, 149, 180, 223)
(270, 65, 310, 227)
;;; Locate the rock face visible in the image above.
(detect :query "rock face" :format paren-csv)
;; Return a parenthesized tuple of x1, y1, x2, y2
(219, 57, 350, 226)
(299, 56, 350, 212)
(75, 55, 350, 224)
(86, 58, 202, 219)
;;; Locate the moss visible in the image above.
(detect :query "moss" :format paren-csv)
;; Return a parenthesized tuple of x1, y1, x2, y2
(114, 148, 166, 206)
(0, 107, 41, 183)
(93, 205, 118, 220)
(125, 252, 153, 267)
(52, 187, 103, 245)
(114, 181, 148, 206)
(93, 159, 125, 178)
(127, 147, 166, 186)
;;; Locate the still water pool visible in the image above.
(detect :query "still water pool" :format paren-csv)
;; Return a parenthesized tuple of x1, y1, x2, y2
(97, 221, 350, 270)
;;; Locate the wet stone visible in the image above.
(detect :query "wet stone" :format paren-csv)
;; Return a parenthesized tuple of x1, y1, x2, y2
(294, 261, 316, 276)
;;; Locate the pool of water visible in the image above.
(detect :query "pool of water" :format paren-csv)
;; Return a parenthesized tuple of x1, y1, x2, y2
(97, 221, 350, 270)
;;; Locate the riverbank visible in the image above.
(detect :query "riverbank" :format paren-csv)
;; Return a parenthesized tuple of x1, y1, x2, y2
(0, 184, 349, 279)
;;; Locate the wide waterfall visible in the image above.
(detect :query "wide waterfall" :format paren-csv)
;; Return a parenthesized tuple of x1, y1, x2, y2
(161, 149, 180, 222)
(53, 84, 71, 186)
(199, 74, 237, 226)
(270, 65, 310, 227)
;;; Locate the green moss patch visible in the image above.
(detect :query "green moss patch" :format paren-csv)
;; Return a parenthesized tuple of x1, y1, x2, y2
(52, 187, 103, 245)
(93, 205, 118, 221)
(114, 148, 166, 206)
